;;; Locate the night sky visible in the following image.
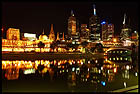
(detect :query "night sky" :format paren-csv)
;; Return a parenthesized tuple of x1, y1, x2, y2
(2, 1, 138, 38)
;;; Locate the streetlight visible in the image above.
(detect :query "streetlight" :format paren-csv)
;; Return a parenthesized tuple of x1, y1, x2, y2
(113, 38, 117, 42)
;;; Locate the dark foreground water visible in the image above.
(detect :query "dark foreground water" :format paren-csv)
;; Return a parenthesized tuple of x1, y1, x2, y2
(2, 55, 138, 92)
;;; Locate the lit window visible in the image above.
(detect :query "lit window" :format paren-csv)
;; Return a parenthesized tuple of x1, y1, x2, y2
(113, 58, 115, 60)
(125, 58, 128, 61)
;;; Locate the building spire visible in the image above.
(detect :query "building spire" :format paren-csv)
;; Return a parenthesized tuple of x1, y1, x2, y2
(93, 4, 96, 15)
(42, 28, 44, 34)
(56, 32, 60, 40)
(71, 10, 74, 16)
(123, 13, 126, 25)
(49, 24, 55, 42)
(51, 24, 54, 32)
(62, 32, 64, 40)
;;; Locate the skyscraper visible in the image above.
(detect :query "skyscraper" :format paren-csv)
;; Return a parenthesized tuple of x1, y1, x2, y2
(80, 24, 89, 41)
(120, 13, 132, 41)
(68, 10, 76, 39)
(89, 4, 101, 42)
(101, 21, 114, 41)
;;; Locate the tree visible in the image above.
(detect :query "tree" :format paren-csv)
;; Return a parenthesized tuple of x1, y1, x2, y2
(50, 41, 58, 52)
(38, 41, 45, 52)
(95, 43, 104, 53)
(81, 41, 88, 48)
(90, 47, 96, 53)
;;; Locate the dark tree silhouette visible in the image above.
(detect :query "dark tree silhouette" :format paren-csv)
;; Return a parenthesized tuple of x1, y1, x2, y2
(94, 43, 104, 53)
(38, 41, 45, 52)
(81, 41, 88, 48)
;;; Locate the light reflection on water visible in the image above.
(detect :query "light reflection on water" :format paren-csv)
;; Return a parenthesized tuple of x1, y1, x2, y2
(2, 56, 138, 92)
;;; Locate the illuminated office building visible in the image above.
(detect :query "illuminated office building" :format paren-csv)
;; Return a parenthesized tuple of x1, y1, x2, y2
(7, 28, 20, 40)
(68, 10, 76, 39)
(120, 13, 132, 41)
(80, 24, 89, 41)
(131, 30, 139, 46)
(101, 21, 114, 41)
(89, 4, 101, 42)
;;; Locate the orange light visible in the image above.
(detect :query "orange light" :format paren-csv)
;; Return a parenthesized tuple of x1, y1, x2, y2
(87, 74, 89, 78)
(1, 28, 4, 31)
(113, 38, 117, 42)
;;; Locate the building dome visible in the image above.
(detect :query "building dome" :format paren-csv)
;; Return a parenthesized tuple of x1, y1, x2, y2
(39, 34, 48, 41)
(39, 29, 50, 42)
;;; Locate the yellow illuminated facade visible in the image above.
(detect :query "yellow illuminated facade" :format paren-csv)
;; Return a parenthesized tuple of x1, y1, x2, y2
(7, 28, 20, 40)
(2, 28, 52, 52)
(39, 30, 50, 43)
(68, 10, 76, 37)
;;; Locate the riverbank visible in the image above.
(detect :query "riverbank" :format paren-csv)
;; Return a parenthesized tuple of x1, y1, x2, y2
(2, 52, 104, 60)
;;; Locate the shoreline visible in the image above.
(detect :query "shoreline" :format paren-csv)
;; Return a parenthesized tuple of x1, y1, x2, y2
(2, 52, 104, 60)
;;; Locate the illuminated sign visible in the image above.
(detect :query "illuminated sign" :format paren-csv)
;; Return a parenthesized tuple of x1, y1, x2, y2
(24, 33, 36, 38)
(24, 33, 37, 41)
(101, 21, 106, 25)
(24, 68, 35, 74)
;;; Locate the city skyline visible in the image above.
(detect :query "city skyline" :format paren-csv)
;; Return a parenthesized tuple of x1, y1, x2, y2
(2, 1, 138, 38)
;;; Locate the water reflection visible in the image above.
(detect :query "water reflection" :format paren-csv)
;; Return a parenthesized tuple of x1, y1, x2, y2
(2, 56, 138, 92)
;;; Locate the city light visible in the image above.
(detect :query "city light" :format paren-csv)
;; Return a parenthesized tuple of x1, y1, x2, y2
(101, 21, 106, 25)
(135, 72, 138, 76)
(24, 68, 35, 74)
(123, 82, 127, 88)
(126, 65, 130, 70)
(113, 38, 117, 42)
(101, 81, 106, 86)
(113, 68, 117, 73)
(2, 2, 138, 93)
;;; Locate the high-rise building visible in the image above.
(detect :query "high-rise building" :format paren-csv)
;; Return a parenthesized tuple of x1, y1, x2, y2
(49, 24, 55, 42)
(131, 30, 139, 46)
(80, 24, 89, 41)
(131, 31, 139, 41)
(76, 19, 80, 35)
(101, 21, 114, 41)
(89, 4, 101, 42)
(7, 28, 20, 40)
(108, 24, 114, 40)
(81, 24, 87, 36)
(68, 10, 76, 38)
(120, 13, 132, 41)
